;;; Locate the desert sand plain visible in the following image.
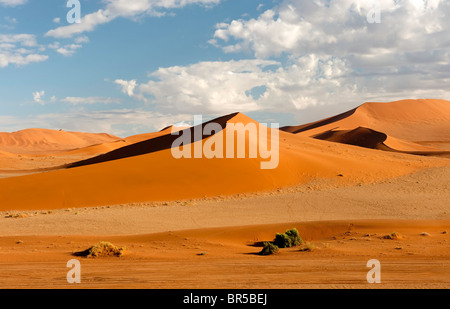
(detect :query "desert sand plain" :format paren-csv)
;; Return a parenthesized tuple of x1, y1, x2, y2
(0, 99, 449, 289)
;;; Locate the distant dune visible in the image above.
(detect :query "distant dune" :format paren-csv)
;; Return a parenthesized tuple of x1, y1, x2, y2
(0, 129, 121, 154)
(281, 99, 450, 155)
(0, 126, 190, 176)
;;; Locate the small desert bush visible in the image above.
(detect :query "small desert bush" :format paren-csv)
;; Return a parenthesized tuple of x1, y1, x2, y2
(259, 242, 279, 255)
(74, 241, 126, 258)
(383, 232, 403, 240)
(258, 228, 303, 255)
(299, 242, 316, 252)
(273, 228, 303, 248)
(4, 213, 28, 219)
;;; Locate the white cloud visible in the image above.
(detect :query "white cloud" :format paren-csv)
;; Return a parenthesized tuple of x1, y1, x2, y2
(115, 79, 137, 97)
(61, 96, 122, 105)
(48, 38, 88, 57)
(0, 16, 18, 30)
(200, 0, 450, 114)
(213, 0, 450, 59)
(53, 17, 61, 24)
(0, 110, 192, 137)
(74, 36, 89, 44)
(129, 56, 365, 113)
(56, 44, 82, 57)
(45, 0, 222, 38)
(0, 34, 48, 67)
(0, 0, 26, 7)
(137, 59, 280, 114)
(118, 13, 450, 118)
(32, 90, 45, 105)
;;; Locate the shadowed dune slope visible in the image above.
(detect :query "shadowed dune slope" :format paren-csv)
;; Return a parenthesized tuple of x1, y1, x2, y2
(68, 113, 239, 169)
(313, 127, 388, 149)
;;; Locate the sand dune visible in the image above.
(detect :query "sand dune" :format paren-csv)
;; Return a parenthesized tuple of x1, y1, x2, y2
(0, 112, 447, 211)
(0, 126, 190, 178)
(0, 128, 121, 155)
(281, 99, 450, 154)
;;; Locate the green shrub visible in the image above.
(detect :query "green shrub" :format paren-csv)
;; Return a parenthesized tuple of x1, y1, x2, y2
(273, 228, 303, 248)
(274, 233, 292, 248)
(285, 228, 302, 246)
(259, 242, 279, 255)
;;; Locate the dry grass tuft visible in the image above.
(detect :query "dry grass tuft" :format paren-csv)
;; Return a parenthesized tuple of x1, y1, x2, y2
(383, 232, 403, 240)
(299, 242, 316, 252)
(73, 241, 126, 258)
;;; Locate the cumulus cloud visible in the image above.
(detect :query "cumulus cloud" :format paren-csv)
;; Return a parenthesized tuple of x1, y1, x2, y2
(137, 59, 280, 114)
(0, 34, 48, 67)
(213, 0, 450, 59)
(0, 110, 192, 137)
(32, 90, 45, 105)
(55, 44, 82, 56)
(110, 0, 450, 121)
(45, 0, 221, 38)
(115, 79, 137, 96)
(0, 0, 26, 7)
(125, 56, 359, 114)
(206, 0, 450, 114)
(47, 36, 89, 57)
(61, 96, 122, 105)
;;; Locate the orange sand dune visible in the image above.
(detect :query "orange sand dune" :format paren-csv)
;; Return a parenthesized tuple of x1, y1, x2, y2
(281, 99, 450, 154)
(0, 112, 447, 211)
(0, 128, 121, 155)
(0, 126, 188, 173)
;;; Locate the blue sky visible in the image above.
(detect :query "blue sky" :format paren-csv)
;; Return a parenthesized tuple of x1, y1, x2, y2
(1, 0, 449, 136)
